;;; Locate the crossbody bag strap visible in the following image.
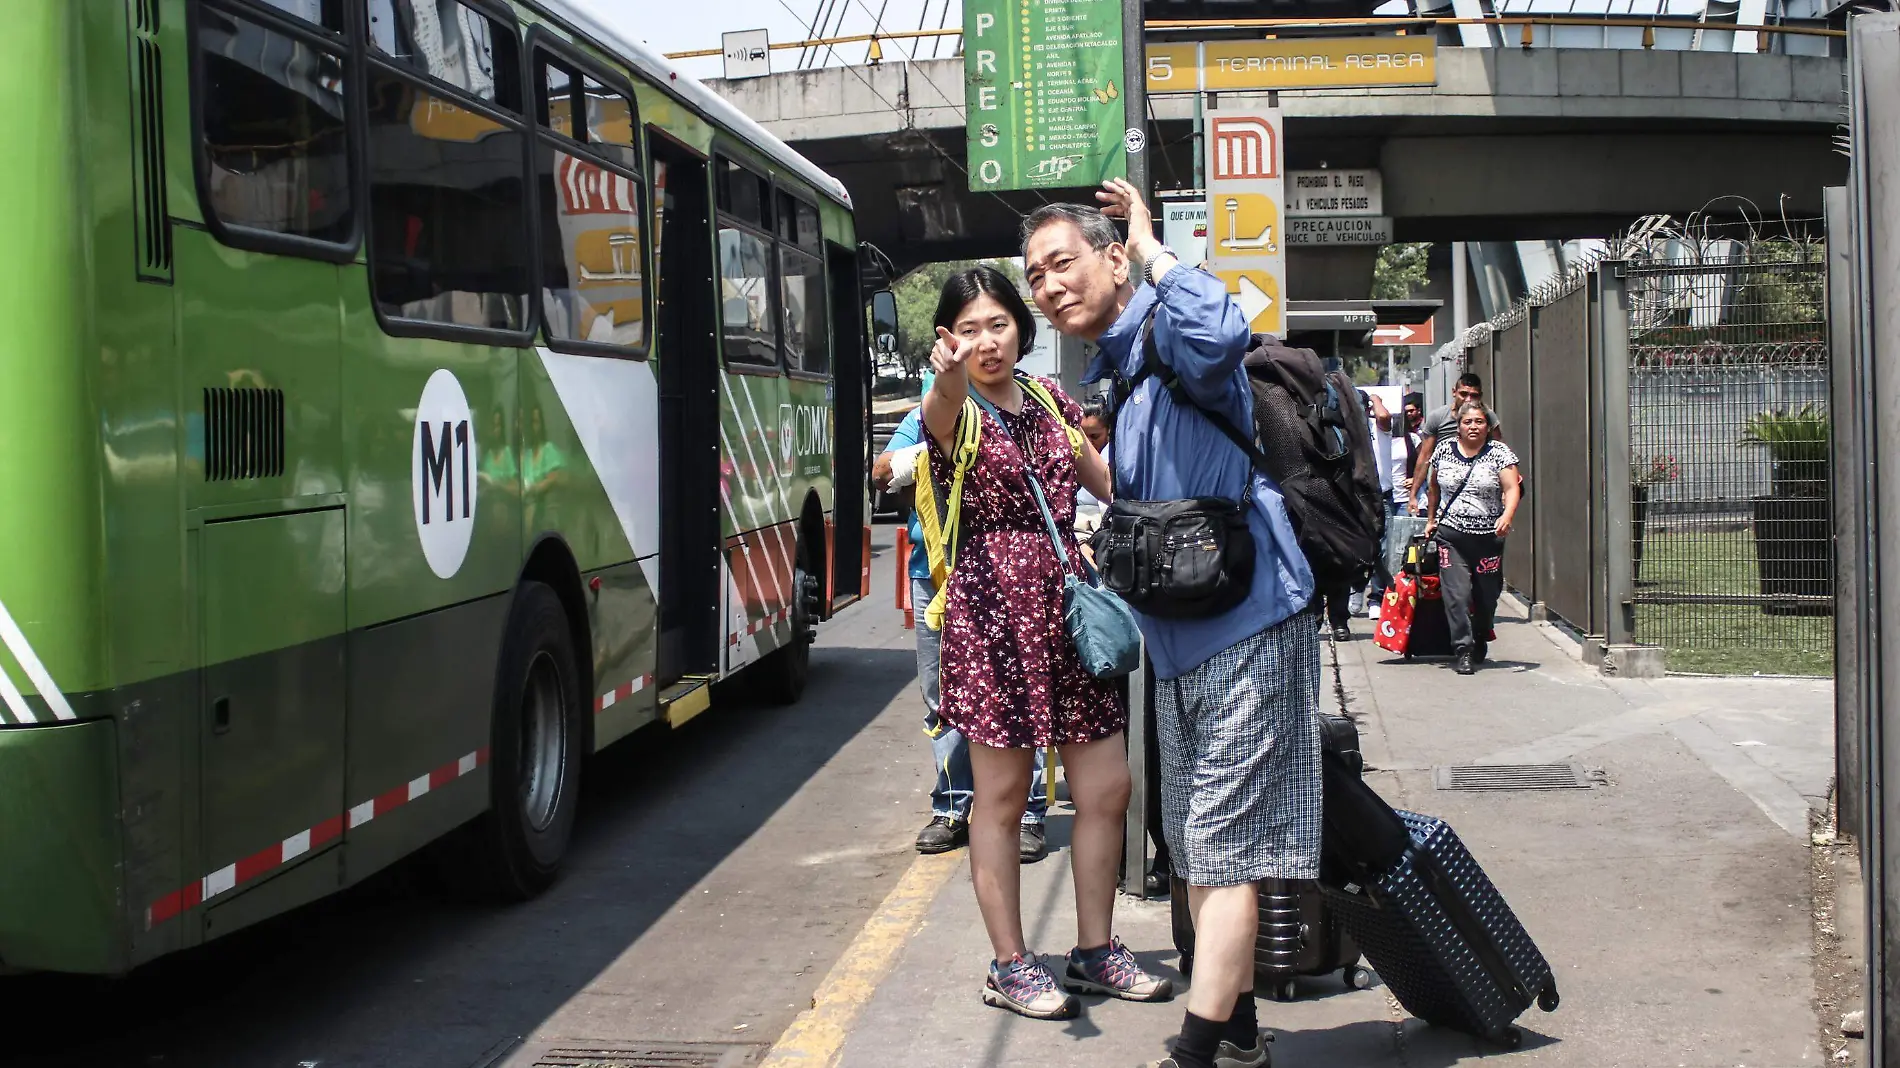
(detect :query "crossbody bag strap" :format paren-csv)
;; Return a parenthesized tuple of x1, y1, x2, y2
(1433, 444, 1483, 524)
(1141, 322, 1273, 477)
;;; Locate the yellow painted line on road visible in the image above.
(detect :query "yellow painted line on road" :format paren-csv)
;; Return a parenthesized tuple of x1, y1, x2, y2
(759, 849, 962, 1068)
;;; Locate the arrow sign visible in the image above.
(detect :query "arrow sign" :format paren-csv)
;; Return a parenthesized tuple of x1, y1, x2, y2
(1372, 321, 1435, 346)
(1213, 268, 1282, 333)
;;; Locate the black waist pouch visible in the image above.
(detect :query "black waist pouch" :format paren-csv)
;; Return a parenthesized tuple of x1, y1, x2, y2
(1090, 496, 1255, 619)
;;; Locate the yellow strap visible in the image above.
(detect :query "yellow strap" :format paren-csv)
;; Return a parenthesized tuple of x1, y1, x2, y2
(915, 400, 981, 631)
(1019, 377, 1086, 459)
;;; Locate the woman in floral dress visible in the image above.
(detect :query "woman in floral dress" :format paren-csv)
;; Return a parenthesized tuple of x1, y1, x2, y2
(920, 266, 1172, 1020)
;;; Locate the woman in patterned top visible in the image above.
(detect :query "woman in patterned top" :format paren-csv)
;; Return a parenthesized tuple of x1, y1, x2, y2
(1424, 400, 1523, 675)
(920, 266, 1172, 1021)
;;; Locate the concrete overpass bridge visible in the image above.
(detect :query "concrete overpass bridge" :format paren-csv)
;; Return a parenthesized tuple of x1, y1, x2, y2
(708, 46, 1847, 282)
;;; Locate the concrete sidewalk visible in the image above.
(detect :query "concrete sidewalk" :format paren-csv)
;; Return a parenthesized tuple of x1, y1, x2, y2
(827, 600, 1833, 1067)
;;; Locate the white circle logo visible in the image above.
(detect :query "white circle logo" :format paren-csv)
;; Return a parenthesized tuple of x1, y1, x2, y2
(411, 368, 477, 579)
(1125, 127, 1147, 155)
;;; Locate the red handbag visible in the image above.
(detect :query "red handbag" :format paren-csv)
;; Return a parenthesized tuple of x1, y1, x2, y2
(1374, 572, 1418, 655)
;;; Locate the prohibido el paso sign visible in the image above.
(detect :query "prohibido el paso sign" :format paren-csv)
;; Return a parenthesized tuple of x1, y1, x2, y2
(412, 368, 477, 579)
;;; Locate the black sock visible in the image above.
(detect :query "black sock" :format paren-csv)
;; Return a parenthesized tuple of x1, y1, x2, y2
(1225, 993, 1259, 1047)
(1172, 1010, 1225, 1068)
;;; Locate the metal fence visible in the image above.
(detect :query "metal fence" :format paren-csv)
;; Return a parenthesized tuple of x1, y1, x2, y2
(1626, 250, 1832, 675)
(1430, 230, 1833, 676)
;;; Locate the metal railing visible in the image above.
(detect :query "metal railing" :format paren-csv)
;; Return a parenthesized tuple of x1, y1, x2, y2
(1437, 227, 1833, 676)
(1625, 246, 1831, 675)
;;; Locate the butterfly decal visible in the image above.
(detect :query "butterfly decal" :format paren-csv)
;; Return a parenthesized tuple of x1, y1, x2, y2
(1092, 80, 1118, 105)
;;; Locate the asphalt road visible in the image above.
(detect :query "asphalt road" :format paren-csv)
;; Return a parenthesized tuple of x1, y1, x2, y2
(2, 525, 926, 1068)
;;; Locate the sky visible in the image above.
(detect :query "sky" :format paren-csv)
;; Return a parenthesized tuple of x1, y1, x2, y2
(590, 0, 956, 80)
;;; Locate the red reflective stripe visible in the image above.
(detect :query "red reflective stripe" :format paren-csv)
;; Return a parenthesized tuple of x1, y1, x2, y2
(374, 784, 409, 816)
(233, 844, 280, 884)
(310, 815, 344, 848)
(143, 749, 487, 929)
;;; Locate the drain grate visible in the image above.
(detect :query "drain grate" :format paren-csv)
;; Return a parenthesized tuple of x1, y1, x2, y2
(1434, 763, 1596, 791)
(530, 1043, 768, 1068)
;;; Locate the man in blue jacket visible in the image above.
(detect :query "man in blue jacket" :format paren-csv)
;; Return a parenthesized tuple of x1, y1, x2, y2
(1021, 181, 1319, 1068)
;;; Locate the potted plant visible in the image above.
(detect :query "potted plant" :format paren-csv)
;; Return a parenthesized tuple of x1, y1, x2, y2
(1629, 453, 1679, 581)
(1740, 404, 1831, 615)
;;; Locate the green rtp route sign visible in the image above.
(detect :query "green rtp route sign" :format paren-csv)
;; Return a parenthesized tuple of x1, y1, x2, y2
(964, 0, 1128, 192)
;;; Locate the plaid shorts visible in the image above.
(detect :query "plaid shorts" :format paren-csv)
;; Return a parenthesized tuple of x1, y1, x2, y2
(1155, 611, 1323, 888)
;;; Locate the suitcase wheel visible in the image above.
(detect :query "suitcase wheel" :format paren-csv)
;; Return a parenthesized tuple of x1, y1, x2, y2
(1538, 984, 1561, 1013)
(1264, 978, 1298, 1002)
(1343, 964, 1375, 991)
(1489, 1025, 1523, 1050)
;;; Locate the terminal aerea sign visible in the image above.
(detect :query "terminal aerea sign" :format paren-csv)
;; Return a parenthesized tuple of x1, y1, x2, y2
(1146, 37, 1437, 93)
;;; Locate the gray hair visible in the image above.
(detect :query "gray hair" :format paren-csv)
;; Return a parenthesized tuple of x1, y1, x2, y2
(1020, 203, 1120, 257)
(1453, 399, 1489, 424)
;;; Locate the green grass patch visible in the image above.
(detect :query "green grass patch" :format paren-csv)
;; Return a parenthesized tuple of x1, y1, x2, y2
(1633, 526, 1832, 676)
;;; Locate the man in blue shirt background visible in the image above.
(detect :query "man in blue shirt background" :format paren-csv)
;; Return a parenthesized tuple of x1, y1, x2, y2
(873, 405, 1049, 862)
(1021, 181, 1320, 1068)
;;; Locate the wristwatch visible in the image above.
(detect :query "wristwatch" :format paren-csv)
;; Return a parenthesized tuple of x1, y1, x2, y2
(1142, 246, 1176, 286)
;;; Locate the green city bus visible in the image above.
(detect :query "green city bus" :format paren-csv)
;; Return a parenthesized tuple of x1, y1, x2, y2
(0, 0, 873, 976)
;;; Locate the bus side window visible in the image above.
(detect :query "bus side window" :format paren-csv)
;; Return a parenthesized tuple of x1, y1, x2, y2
(531, 51, 647, 354)
(193, 0, 353, 250)
(716, 157, 779, 368)
(779, 235, 827, 377)
(362, 0, 530, 333)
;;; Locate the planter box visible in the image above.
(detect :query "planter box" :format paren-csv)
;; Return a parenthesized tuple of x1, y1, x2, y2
(1750, 494, 1832, 616)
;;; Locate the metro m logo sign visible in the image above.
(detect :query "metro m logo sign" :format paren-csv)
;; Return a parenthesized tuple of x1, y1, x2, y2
(1212, 117, 1277, 180)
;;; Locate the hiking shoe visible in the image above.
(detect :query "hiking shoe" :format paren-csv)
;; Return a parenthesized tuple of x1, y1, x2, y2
(1063, 937, 1174, 1002)
(1217, 1032, 1274, 1068)
(915, 815, 967, 854)
(983, 954, 1079, 1020)
(1454, 648, 1476, 675)
(1019, 822, 1049, 864)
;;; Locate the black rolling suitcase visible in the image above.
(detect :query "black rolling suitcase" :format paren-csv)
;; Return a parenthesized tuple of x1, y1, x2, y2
(1169, 715, 1373, 1001)
(1318, 749, 1560, 1047)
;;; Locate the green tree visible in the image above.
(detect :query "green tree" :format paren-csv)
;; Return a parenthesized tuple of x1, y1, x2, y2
(1372, 242, 1432, 300)
(891, 258, 1027, 380)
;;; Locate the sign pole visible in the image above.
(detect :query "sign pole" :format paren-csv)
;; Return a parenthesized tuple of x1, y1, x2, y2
(1121, 0, 1148, 198)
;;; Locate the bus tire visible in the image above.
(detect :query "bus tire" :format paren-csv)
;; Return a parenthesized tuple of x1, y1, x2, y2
(756, 554, 818, 705)
(472, 581, 584, 900)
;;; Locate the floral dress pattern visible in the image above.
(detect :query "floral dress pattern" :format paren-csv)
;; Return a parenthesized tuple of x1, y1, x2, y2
(929, 378, 1128, 749)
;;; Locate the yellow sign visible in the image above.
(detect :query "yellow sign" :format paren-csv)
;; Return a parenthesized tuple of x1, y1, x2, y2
(1212, 268, 1283, 334)
(1209, 192, 1280, 256)
(1146, 38, 1438, 93)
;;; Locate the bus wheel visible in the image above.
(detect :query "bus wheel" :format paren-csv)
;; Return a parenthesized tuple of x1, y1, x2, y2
(474, 581, 584, 899)
(757, 556, 819, 705)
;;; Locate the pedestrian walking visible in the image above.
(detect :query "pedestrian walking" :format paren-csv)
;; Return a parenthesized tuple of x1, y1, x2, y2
(1368, 392, 1426, 617)
(1423, 400, 1523, 675)
(1023, 182, 1317, 1068)
(917, 264, 1171, 1021)
(872, 414, 1052, 862)
(1408, 373, 1502, 513)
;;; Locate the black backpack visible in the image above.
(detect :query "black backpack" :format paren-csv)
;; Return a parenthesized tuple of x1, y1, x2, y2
(1241, 335, 1386, 589)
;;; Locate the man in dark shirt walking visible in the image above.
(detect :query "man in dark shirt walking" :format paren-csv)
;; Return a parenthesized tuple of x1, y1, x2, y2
(1022, 180, 1319, 1068)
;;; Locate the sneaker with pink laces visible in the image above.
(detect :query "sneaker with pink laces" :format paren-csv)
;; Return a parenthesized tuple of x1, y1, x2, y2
(1062, 937, 1174, 1002)
(983, 953, 1080, 1020)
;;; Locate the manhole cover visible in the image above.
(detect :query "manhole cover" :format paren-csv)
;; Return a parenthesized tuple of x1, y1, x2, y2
(1433, 763, 1595, 791)
(530, 1042, 768, 1068)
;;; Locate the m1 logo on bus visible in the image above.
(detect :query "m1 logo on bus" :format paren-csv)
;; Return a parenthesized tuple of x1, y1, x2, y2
(412, 368, 477, 579)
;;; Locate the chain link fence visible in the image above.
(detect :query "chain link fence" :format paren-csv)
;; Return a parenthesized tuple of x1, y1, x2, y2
(1626, 243, 1831, 675)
